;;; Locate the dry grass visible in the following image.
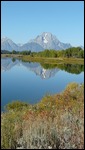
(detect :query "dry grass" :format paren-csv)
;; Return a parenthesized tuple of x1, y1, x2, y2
(1, 54, 84, 64)
(1, 83, 84, 149)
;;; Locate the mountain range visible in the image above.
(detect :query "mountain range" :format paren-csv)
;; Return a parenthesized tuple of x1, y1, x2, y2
(1, 32, 84, 52)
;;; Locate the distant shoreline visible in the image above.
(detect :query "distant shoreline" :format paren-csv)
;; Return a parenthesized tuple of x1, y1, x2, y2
(1, 54, 84, 65)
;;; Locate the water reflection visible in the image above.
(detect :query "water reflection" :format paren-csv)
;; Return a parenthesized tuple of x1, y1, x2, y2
(1, 58, 84, 79)
(41, 63, 84, 74)
(1, 58, 60, 79)
(1, 57, 84, 111)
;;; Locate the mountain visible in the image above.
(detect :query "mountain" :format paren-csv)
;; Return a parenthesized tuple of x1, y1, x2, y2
(17, 43, 23, 47)
(1, 37, 44, 52)
(1, 32, 72, 51)
(19, 42, 44, 52)
(1, 37, 19, 51)
(30, 32, 72, 50)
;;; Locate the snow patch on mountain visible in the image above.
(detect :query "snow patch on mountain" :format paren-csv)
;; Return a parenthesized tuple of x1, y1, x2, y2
(1, 32, 72, 51)
(43, 33, 48, 43)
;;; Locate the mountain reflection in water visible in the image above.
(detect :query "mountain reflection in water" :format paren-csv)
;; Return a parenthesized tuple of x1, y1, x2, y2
(1, 57, 84, 111)
(1, 58, 84, 79)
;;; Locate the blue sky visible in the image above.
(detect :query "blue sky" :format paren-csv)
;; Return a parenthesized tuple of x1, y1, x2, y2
(1, 1, 84, 46)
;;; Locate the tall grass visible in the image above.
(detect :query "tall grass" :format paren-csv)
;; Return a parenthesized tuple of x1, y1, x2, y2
(1, 83, 84, 149)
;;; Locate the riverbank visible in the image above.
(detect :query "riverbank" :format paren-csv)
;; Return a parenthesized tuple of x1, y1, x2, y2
(1, 54, 84, 65)
(1, 82, 84, 149)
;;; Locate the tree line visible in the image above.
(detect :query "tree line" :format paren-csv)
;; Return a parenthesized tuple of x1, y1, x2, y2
(1, 47, 84, 58)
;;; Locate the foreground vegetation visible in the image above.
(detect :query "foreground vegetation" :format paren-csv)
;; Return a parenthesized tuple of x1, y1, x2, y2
(1, 83, 84, 149)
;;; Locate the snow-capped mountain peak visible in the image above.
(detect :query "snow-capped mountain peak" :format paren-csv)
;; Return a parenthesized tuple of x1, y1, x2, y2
(43, 33, 48, 43)
(29, 32, 71, 50)
(1, 32, 72, 51)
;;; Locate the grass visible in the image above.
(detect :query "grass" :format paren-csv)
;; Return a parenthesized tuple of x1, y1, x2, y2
(1, 82, 84, 149)
(21, 55, 84, 65)
(1, 54, 84, 64)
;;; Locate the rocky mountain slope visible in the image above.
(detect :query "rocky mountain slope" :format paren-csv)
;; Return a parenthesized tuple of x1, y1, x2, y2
(1, 32, 72, 51)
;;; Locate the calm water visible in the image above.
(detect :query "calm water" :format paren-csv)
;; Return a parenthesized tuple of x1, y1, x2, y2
(1, 58, 84, 111)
